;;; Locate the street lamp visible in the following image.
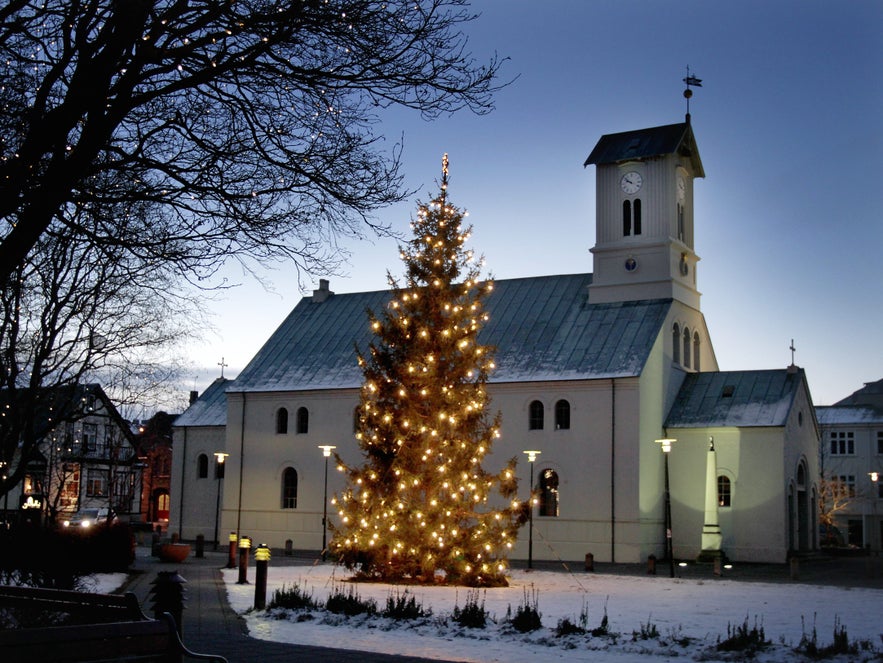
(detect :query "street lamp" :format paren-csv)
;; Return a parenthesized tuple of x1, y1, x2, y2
(870, 472, 879, 552)
(523, 450, 541, 569)
(655, 438, 676, 578)
(213, 452, 229, 550)
(318, 445, 337, 561)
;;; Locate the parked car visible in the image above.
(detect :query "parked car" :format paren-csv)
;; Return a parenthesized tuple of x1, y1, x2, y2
(61, 508, 117, 528)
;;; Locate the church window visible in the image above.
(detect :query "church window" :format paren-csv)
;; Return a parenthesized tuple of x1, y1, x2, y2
(622, 199, 642, 236)
(692, 332, 701, 371)
(282, 467, 298, 508)
(296, 407, 309, 434)
(876, 431, 883, 455)
(633, 198, 642, 235)
(829, 431, 854, 455)
(539, 469, 560, 517)
(197, 453, 209, 479)
(672, 324, 680, 363)
(677, 203, 685, 241)
(275, 408, 289, 434)
(682, 327, 691, 369)
(528, 400, 544, 430)
(717, 475, 732, 507)
(554, 400, 571, 430)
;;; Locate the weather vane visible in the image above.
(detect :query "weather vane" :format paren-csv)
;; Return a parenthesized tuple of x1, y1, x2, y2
(683, 66, 703, 117)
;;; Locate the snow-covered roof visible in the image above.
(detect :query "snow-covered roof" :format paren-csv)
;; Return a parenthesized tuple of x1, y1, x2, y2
(816, 404, 883, 426)
(174, 377, 231, 428)
(665, 369, 807, 428)
(229, 273, 673, 393)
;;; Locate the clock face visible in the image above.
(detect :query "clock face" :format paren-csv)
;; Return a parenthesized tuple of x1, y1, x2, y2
(677, 175, 686, 200)
(620, 171, 643, 195)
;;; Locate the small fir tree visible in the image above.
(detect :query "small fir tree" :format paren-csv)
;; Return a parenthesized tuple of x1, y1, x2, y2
(331, 156, 522, 587)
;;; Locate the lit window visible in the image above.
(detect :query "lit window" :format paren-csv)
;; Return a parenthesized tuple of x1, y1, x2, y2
(829, 431, 854, 455)
(296, 407, 309, 434)
(86, 469, 109, 497)
(717, 475, 731, 507)
(282, 467, 298, 509)
(276, 408, 289, 434)
(539, 469, 559, 517)
(528, 400, 544, 430)
(554, 400, 570, 430)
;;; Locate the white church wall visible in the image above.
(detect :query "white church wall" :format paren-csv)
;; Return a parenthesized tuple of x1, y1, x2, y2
(169, 425, 227, 542)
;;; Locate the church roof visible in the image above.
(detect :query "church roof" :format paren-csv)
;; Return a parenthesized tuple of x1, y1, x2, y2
(833, 378, 883, 408)
(665, 368, 807, 428)
(228, 273, 673, 394)
(583, 121, 705, 177)
(174, 377, 231, 427)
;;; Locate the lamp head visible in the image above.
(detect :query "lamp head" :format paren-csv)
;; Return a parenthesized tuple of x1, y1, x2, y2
(523, 450, 541, 463)
(318, 445, 337, 457)
(656, 438, 676, 454)
(214, 452, 229, 463)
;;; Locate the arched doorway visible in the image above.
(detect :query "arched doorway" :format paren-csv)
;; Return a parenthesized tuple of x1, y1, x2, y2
(153, 489, 170, 522)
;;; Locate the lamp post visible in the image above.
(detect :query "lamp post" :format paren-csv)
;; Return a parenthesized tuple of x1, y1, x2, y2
(523, 450, 541, 569)
(870, 472, 879, 552)
(213, 452, 229, 550)
(318, 445, 336, 561)
(655, 438, 676, 578)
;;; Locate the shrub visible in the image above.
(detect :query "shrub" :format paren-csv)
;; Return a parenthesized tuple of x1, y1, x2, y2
(325, 582, 378, 617)
(716, 615, 769, 654)
(268, 582, 319, 611)
(508, 586, 542, 633)
(452, 589, 488, 629)
(797, 614, 861, 659)
(555, 599, 589, 637)
(632, 616, 659, 641)
(383, 589, 431, 621)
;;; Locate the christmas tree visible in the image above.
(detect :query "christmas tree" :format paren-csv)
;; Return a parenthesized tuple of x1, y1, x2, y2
(330, 156, 523, 587)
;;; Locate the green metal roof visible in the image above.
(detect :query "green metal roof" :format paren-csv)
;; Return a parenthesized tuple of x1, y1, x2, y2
(584, 121, 705, 177)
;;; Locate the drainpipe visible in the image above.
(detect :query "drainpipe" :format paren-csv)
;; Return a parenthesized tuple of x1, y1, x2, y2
(236, 393, 247, 538)
(610, 378, 616, 563)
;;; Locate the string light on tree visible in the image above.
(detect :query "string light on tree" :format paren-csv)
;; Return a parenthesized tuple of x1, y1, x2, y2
(330, 155, 524, 587)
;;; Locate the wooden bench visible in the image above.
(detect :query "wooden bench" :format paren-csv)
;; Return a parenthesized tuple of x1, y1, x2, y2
(0, 585, 227, 662)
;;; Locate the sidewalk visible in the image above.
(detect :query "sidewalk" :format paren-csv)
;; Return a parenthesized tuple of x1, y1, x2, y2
(119, 544, 449, 662)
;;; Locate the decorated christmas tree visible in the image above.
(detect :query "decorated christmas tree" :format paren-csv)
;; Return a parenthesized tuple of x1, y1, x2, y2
(330, 156, 523, 587)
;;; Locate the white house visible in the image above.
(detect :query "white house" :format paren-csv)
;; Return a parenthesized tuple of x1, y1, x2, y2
(171, 116, 820, 564)
(816, 379, 883, 550)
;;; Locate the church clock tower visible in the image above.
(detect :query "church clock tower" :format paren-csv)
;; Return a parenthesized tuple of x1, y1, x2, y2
(584, 119, 705, 309)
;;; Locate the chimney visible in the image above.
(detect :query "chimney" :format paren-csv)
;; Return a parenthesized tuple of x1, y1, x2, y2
(312, 279, 334, 303)
(189, 390, 199, 405)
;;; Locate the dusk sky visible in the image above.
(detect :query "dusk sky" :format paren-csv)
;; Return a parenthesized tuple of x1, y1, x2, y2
(181, 1, 882, 409)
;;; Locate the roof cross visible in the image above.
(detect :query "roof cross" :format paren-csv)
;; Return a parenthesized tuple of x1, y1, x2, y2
(789, 339, 796, 366)
(218, 356, 228, 378)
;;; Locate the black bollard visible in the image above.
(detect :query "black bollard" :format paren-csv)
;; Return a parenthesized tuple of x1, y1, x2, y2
(195, 534, 205, 559)
(647, 554, 657, 575)
(254, 543, 270, 610)
(237, 536, 251, 584)
(149, 571, 187, 636)
(226, 532, 237, 569)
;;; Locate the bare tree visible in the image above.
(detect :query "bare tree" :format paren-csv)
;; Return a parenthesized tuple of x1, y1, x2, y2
(0, 214, 198, 499)
(0, 0, 505, 286)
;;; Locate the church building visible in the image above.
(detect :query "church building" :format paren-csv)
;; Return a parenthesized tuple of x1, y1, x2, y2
(172, 116, 820, 565)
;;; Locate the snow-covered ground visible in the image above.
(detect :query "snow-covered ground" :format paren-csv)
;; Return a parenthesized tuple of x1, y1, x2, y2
(223, 563, 883, 662)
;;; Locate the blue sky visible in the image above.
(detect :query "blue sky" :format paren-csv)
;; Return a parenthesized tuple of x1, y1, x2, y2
(183, 0, 882, 408)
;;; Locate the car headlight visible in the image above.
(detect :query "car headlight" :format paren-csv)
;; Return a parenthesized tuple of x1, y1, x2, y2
(63, 520, 71, 527)
(81, 520, 92, 528)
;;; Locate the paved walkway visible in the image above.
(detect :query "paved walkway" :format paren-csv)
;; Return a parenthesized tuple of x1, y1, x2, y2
(119, 545, 450, 662)
(119, 544, 883, 662)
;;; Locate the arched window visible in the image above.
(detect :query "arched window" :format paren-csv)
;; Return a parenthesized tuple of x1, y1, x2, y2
(682, 327, 691, 369)
(296, 407, 309, 434)
(554, 400, 570, 430)
(693, 332, 701, 371)
(528, 400, 544, 430)
(672, 324, 681, 364)
(717, 475, 732, 507)
(539, 469, 559, 517)
(282, 467, 298, 509)
(197, 454, 208, 479)
(622, 200, 632, 236)
(633, 198, 642, 235)
(275, 408, 289, 434)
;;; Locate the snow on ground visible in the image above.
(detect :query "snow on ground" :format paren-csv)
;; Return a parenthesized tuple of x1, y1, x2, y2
(224, 564, 883, 662)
